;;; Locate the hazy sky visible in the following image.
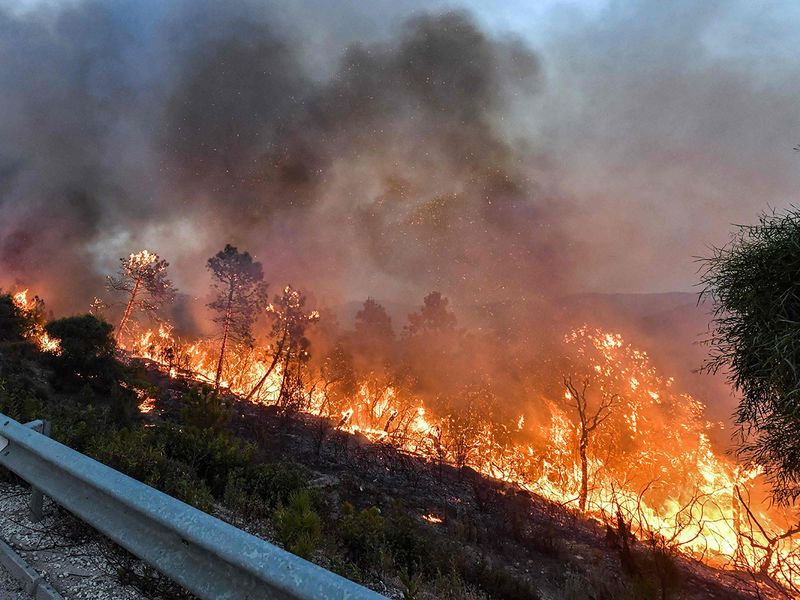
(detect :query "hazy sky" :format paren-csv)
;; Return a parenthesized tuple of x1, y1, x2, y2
(470, 0, 800, 292)
(1, 0, 798, 311)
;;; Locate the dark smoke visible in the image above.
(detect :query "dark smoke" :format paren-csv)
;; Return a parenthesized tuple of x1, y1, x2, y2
(0, 1, 572, 327)
(2, 0, 799, 336)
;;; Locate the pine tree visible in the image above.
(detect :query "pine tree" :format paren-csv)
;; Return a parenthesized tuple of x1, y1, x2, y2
(107, 250, 175, 343)
(207, 244, 268, 394)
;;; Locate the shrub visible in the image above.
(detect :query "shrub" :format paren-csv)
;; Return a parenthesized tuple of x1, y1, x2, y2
(700, 208, 800, 502)
(45, 315, 117, 389)
(526, 523, 565, 558)
(337, 503, 386, 564)
(460, 559, 541, 600)
(89, 426, 214, 510)
(385, 512, 432, 576)
(398, 567, 419, 600)
(50, 401, 113, 452)
(161, 424, 254, 497)
(224, 461, 310, 518)
(0, 378, 43, 423)
(181, 386, 230, 431)
(431, 571, 490, 600)
(273, 489, 321, 559)
(328, 554, 364, 583)
(635, 536, 680, 600)
(0, 293, 37, 342)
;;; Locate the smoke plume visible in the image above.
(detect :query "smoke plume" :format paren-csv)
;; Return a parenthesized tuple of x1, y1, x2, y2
(1, 0, 799, 330)
(0, 1, 574, 326)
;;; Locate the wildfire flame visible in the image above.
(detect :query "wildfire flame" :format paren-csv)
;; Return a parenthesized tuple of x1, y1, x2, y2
(422, 513, 444, 524)
(120, 320, 800, 586)
(10, 289, 60, 353)
(13, 284, 799, 588)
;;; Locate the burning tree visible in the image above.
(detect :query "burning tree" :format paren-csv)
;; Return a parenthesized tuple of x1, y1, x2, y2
(246, 285, 319, 403)
(107, 250, 175, 343)
(207, 244, 268, 394)
(563, 375, 620, 512)
(733, 485, 800, 589)
(1, 291, 43, 342)
(318, 343, 358, 416)
(270, 286, 319, 408)
(431, 385, 493, 469)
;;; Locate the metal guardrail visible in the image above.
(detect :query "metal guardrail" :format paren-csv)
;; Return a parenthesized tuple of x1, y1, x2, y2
(0, 413, 387, 600)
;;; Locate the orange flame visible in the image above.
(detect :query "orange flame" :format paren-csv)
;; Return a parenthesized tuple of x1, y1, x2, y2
(112, 320, 800, 587)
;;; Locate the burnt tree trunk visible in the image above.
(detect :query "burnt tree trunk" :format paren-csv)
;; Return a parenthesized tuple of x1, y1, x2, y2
(563, 376, 618, 514)
(579, 427, 589, 512)
(116, 276, 141, 343)
(246, 330, 288, 401)
(213, 281, 235, 394)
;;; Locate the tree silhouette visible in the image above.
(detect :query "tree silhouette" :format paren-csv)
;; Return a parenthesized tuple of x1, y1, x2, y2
(207, 244, 267, 394)
(404, 291, 456, 336)
(563, 375, 619, 512)
(45, 315, 117, 389)
(107, 250, 175, 343)
(351, 297, 395, 371)
(355, 298, 395, 344)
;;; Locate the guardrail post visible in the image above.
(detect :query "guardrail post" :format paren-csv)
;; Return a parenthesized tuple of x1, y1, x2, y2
(24, 419, 50, 522)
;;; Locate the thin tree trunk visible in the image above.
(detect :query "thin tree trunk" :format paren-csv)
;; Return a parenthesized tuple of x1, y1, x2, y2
(116, 277, 141, 343)
(214, 282, 235, 394)
(245, 330, 288, 401)
(579, 429, 589, 512)
(277, 349, 292, 407)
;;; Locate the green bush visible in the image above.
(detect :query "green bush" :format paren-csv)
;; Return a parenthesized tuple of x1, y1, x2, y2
(44, 315, 118, 390)
(0, 377, 44, 423)
(89, 427, 214, 510)
(398, 567, 419, 600)
(385, 512, 432, 576)
(50, 402, 113, 452)
(224, 462, 310, 518)
(460, 559, 540, 600)
(161, 424, 254, 497)
(181, 386, 230, 431)
(337, 503, 386, 564)
(273, 489, 321, 559)
(328, 554, 364, 583)
(700, 208, 800, 501)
